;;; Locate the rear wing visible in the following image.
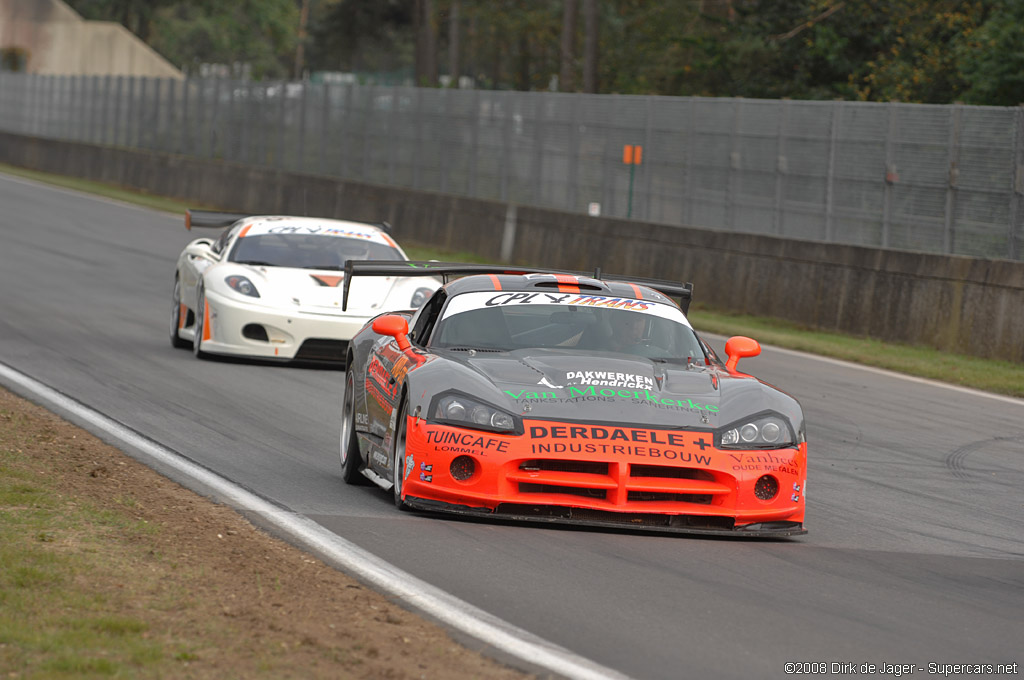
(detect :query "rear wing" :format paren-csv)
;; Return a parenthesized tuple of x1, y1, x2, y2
(185, 209, 250, 230)
(342, 260, 693, 313)
(184, 209, 394, 233)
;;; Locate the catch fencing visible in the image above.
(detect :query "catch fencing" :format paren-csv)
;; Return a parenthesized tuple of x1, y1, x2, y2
(1, 72, 1022, 261)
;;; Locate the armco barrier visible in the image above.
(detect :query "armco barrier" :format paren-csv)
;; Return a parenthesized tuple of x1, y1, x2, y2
(2, 132, 1022, 364)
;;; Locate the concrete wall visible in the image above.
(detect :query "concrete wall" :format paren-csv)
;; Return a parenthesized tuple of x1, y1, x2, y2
(0, 0, 182, 78)
(2, 131, 1022, 364)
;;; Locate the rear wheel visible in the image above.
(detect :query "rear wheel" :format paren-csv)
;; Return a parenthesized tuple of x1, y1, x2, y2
(169, 276, 189, 349)
(391, 396, 411, 511)
(340, 368, 370, 485)
(192, 283, 209, 359)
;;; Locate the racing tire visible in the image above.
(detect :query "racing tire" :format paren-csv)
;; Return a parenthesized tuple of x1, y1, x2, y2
(340, 368, 370, 486)
(169, 276, 190, 349)
(192, 283, 210, 359)
(390, 395, 411, 511)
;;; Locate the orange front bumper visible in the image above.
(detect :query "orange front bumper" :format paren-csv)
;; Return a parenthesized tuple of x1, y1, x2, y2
(400, 417, 807, 537)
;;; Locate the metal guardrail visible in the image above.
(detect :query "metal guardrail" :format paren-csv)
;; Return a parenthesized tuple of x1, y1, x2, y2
(1, 72, 1021, 261)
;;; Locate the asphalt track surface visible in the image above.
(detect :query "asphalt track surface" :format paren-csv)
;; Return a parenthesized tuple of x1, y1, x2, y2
(2, 173, 1022, 679)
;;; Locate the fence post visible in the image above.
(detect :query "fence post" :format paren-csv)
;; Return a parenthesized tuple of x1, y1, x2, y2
(728, 97, 743, 230)
(774, 99, 790, 235)
(824, 101, 842, 242)
(943, 103, 962, 254)
(113, 76, 124, 147)
(152, 78, 163, 151)
(565, 95, 580, 213)
(642, 95, 653, 221)
(441, 87, 452, 193)
(500, 93, 512, 202)
(411, 86, 421, 189)
(101, 74, 113, 145)
(298, 81, 308, 173)
(179, 76, 188, 154)
(881, 102, 898, 248)
(387, 87, 397, 185)
(532, 94, 546, 206)
(165, 78, 177, 153)
(339, 82, 353, 178)
(319, 82, 329, 176)
(683, 97, 694, 225)
(468, 88, 480, 199)
(27, 73, 38, 136)
(276, 79, 286, 168)
(84, 75, 95, 143)
(1010, 105, 1024, 261)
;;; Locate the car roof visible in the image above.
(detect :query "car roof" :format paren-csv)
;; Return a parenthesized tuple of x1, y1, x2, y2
(441, 273, 678, 307)
(234, 216, 400, 248)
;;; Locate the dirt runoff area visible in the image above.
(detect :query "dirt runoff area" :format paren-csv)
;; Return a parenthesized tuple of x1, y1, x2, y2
(0, 385, 538, 680)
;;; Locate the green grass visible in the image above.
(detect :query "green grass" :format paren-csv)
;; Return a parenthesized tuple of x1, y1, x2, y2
(2, 161, 1021, 398)
(0, 453, 164, 677)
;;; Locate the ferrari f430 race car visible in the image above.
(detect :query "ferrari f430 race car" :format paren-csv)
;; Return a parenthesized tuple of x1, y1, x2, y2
(170, 210, 438, 363)
(340, 262, 807, 537)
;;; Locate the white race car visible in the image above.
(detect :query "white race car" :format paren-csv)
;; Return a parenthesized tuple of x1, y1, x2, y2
(170, 210, 438, 363)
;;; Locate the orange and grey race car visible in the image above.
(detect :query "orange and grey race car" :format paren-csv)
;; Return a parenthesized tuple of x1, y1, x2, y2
(339, 262, 807, 537)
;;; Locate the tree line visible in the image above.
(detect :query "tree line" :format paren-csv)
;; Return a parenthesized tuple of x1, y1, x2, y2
(64, 0, 1024, 105)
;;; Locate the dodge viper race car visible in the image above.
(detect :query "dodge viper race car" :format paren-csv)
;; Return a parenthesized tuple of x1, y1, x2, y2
(339, 262, 807, 537)
(170, 210, 438, 363)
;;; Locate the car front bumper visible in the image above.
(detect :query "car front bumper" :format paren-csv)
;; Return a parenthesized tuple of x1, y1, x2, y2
(397, 417, 807, 538)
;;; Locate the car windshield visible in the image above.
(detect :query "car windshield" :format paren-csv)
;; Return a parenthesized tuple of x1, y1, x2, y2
(228, 233, 404, 269)
(431, 292, 707, 362)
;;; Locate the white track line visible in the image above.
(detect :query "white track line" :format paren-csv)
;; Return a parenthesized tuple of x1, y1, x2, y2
(703, 333, 1024, 406)
(0, 362, 630, 680)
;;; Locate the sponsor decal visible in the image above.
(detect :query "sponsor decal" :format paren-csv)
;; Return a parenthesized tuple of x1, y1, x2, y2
(441, 291, 692, 328)
(355, 412, 369, 425)
(391, 354, 412, 382)
(419, 473, 433, 482)
(404, 453, 415, 481)
(371, 448, 389, 468)
(527, 425, 713, 463)
(565, 371, 653, 390)
(364, 375, 394, 414)
(264, 224, 375, 240)
(368, 356, 399, 399)
(420, 463, 433, 472)
(728, 452, 799, 474)
(425, 429, 509, 454)
(483, 292, 650, 311)
(504, 385, 719, 413)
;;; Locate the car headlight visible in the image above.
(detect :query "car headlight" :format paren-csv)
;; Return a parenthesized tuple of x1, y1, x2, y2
(410, 287, 433, 308)
(225, 275, 260, 298)
(430, 392, 521, 434)
(716, 412, 795, 449)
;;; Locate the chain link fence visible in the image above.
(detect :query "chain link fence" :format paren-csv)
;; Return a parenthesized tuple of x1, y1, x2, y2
(2, 72, 1021, 261)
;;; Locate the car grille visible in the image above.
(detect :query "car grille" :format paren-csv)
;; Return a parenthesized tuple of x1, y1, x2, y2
(508, 459, 729, 511)
(294, 339, 348, 362)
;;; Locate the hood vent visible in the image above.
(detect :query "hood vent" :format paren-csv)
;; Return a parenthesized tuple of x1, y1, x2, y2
(310, 274, 344, 287)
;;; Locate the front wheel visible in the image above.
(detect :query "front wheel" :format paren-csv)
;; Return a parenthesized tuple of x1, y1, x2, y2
(169, 276, 189, 349)
(340, 368, 370, 485)
(391, 396, 411, 511)
(192, 283, 209, 359)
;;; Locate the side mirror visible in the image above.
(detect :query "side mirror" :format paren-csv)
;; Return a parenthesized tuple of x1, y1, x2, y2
(372, 315, 411, 351)
(724, 336, 761, 372)
(185, 242, 216, 261)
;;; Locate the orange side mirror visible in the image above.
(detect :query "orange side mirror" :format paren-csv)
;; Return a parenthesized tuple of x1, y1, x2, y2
(724, 336, 761, 372)
(372, 315, 411, 351)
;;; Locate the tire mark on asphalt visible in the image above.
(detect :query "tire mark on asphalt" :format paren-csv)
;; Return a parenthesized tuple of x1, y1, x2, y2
(946, 435, 1024, 481)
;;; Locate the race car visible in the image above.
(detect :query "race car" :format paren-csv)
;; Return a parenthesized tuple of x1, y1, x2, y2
(339, 262, 807, 537)
(170, 210, 438, 363)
